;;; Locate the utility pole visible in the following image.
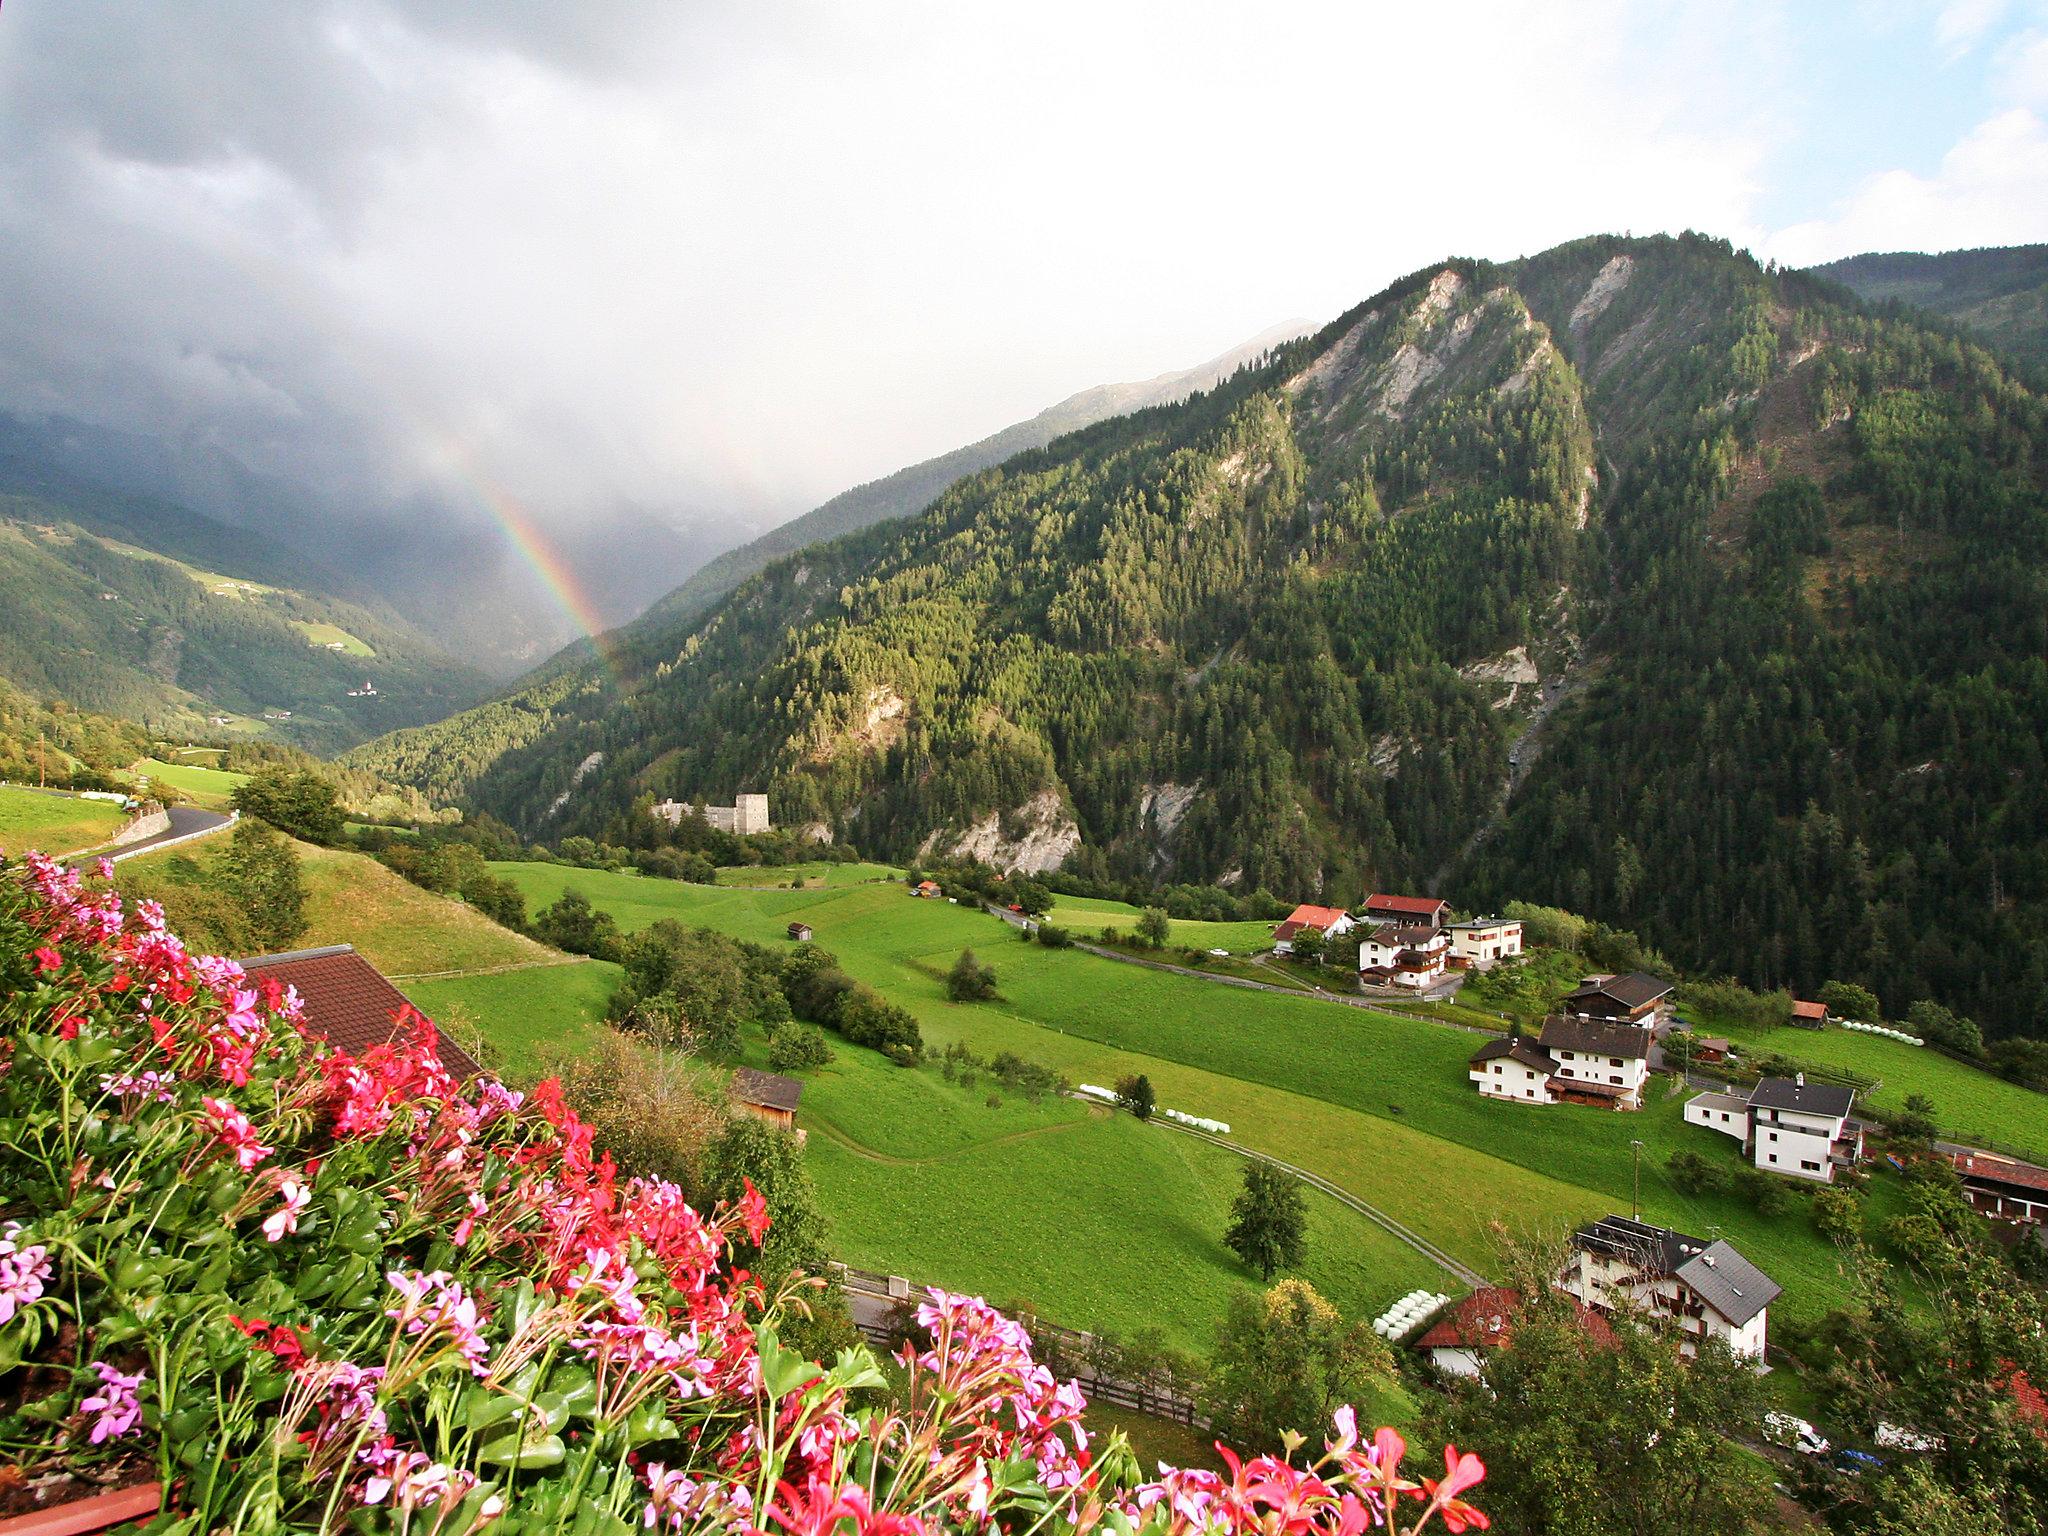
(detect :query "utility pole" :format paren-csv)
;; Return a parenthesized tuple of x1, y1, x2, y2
(1631, 1138, 1645, 1220)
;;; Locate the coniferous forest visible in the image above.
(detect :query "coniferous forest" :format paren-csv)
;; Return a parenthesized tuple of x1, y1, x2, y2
(349, 233, 2048, 1040)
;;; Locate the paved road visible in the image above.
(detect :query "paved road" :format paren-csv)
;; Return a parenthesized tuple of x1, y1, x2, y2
(99, 806, 235, 864)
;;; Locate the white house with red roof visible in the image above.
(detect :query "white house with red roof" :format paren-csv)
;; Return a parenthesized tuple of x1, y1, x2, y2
(1414, 1286, 1616, 1378)
(1360, 922, 1451, 988)
(1272, 903, 1355, 954)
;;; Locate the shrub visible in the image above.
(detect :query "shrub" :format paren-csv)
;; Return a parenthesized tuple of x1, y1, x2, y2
(1666, 1148, 1728, 1196)
(1906, 1000, 1985, 1058)
(1036, 923, 1074, 948)
(1818, 979, 1882, 1022)
(767, 1021, 834, 1073)
(230, 768, 345, 845)
(1136, 908, 1172, 948)
(1736, 1167, 1794, 1216)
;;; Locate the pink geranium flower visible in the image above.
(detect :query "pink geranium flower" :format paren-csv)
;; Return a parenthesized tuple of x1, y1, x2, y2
(262, 1178, 311, 1242)
(79, 1362, 144, 1444)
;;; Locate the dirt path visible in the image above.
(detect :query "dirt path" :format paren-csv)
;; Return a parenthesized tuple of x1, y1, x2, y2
(390, 955, 589, 982)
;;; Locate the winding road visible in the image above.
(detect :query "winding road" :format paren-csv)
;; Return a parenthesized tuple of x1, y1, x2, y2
(96, 806, 237, 864)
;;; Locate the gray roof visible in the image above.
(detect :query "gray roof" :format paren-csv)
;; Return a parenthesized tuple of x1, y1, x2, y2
(1749, 1076, 1855, 1118)
(1538, 1015, 1649, 1060)
(1572, 1216, 1779, 1327)
(1472, 1036, 1556, 1073)
(1564, 972, 1672, 1010)
(1674, 1241, 1781, 1327)
(731, 1066, 803, 1114)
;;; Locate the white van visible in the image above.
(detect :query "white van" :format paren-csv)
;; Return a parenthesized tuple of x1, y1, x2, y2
(1764, 1412, 1830, 1457)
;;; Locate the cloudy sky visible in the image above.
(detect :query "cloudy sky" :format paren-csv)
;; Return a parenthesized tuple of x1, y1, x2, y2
(3, 0, 2047, 636)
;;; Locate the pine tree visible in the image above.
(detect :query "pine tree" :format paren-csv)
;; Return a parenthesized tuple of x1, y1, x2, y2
(1224, 1161, 1307, 1280)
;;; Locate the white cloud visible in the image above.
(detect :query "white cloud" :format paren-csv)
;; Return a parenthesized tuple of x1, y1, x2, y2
(1938, 0, 2011, 57)
(1763, 107, 2048, 264)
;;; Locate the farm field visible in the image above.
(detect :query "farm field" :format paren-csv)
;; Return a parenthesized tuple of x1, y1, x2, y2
(293, 620, 375, 656)
(407, 959, 619, 1079)
(487, 865, 1888, 1331)
(1043, 894, 1276, 953)
(129, 756, 248, 809)
(735, 1025, 1449, 1356)
(1712, 1019, 2048, 1162)
(0, 785, 127, 856)
(715, 860, 904, 889)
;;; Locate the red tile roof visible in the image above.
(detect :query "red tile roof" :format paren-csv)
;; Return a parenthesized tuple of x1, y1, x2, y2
(1791, 999, 1828, 1021)
(1414, 1287, 1615, 1352)
(1364, 894, 1449, 917)
(1950, 1150, 2048, 1195)
(238, 944, 481, 1079)
(1282, 903, 1350, 931)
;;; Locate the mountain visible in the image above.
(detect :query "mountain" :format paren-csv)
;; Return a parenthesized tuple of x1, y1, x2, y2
(1811, 245, 2048, 377)
(639, 322, 1311, 630)
(0, 471, 490, 753)
(354, 233, 2048, 1038)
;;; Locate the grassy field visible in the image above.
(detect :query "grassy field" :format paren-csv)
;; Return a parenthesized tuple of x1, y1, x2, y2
(486, 865, 1894, 1333)
(736, 1024, 1449, 1354)
(0, 785, 127, 856)
(129, 756, 248, 810)
(1711, 1019, 2048, 1162)
(292, 620, 375, 657)
(1043, 895, 1277, 953)
(406, 960, 620, 1079)
(714, 861, 904, 889)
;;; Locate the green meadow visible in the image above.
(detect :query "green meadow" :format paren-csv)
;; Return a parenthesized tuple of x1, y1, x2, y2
(486, 865, 1938, 1333)
(1042, 893, 1277, 953)
(129, 756, 248, 810)
(406, 959, 620, 1078)
(0, 784, 127, 856)
(714, 860, 905, 889)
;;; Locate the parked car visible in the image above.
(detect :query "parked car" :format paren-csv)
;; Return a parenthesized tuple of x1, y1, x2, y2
(1876, 1422, 1942, 1453)
(1833, 1448, 1886, 1476)
(1764, 1412, 1830, 1457)
(1207, 948, 1230, 957)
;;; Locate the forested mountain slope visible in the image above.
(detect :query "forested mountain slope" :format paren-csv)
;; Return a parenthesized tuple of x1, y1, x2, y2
(1812, 244, 2048, 378)
(0, 478, 489, 752)
(359, 233, 2048, 1036)
(637, 322, 1311, 633)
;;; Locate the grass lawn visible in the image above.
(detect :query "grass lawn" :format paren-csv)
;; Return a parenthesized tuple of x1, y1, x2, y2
(740, 1027, 1449, 1353)
(122, 841, 560, 977)
(0, 785, 127, 856)
(292, 620, 375, 657)
(406, 959, 620, 1080)
(1712, 1020, 2048, 1162)
(715, 861, 905, 889)
(487, 866, 1894, 1335)
(1044, 895, 1276, 953)
(129, 756, 248, 810)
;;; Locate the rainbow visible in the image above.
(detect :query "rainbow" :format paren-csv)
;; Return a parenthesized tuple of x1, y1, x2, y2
(462, 473, 613, 649)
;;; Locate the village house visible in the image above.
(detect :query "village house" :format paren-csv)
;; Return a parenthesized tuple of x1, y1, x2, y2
(1447, 916, 1523, 969)
(1947, 1149, 2048, 1228)
(1468, 1033, 1559, 1104)
(1272, 902, 1355, 955)
(1362, 892, 1452, 927)
(1558, 971, 1673, 1028)
(653, 793, 770, 835)
(1414, 1285, 1616, 1379)
(1790, 998, 1829, 1029)
(1561, 1214, 1780, 1361)
(237, 943, 481, 1079)
(1535, 1015, 1651, 1108)
(912, 879, 942, 899)
(787, 921, 814, 942)
(1684, 1074, 1864, 1182)
(1358, 922, 1450, 988)
(731, 1066, 804, 1140)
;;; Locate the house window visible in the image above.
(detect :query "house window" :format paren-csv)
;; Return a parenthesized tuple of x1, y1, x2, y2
(1768, 1132, 1778, 1142)
(1493, 1064, 1502, 1074)
(1610, 1075, 1623, 1085)
(1768, 1154, 1778, 1164)
(1802, 1160, 1821, 1171)
(1610, 1056, 1623, 1067)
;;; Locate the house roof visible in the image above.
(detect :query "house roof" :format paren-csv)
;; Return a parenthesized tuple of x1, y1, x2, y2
(1282, 903, 1350, 931)
(1538, 1015, 1649, 1060)
(1949, 1150, 2048, 1195)
(1364, 893, 1449, 916)
(237, 944, 481, 1079)
(1471, 1036, 1556, 1073)
(1414, 1286, 1616, 1353)
(1571, 1215, 1779, 1327)
(1790, 999, 1828, 1021)
(1562, 972, 1672, 1011)
(731, 1066, 803, 1114)
(787, 921, 813, 935)
(1449, 916, 1518, 931)
(914, 879, 940, 891)
(1695, 1036, 1732, 1053)
(1674, 1241, 1782, 1327)
(1749, 1076, 1856, 1118)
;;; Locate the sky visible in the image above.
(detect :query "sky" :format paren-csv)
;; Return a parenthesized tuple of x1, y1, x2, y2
(2, 0, 2046, 645)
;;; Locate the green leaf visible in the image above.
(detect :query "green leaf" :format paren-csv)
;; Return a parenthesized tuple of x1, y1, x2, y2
(476, 1430, 566, 1469)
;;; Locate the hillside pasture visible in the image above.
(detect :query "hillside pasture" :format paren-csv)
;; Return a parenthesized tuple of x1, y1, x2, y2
(129, 756, 248, 810)
(406, 959, 620, 1078)
(0, 785, 127, 856)
(1043, 894, 1277, 953)
(486, 865, 1881, 1329)
(714, 860, 904, 889)
(293, 620, 376, 657)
